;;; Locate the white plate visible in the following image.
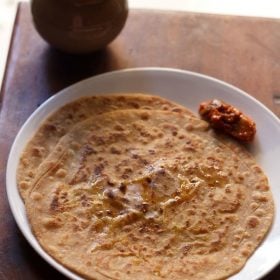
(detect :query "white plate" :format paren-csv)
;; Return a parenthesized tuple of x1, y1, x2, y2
(6, 67, 280, 280)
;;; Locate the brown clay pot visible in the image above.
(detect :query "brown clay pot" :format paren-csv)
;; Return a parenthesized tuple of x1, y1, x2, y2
(31, 0, 128, 54)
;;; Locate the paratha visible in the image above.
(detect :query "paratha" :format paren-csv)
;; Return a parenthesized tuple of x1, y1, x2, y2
(18, 94, 190, 202)
(25, 109, 274, 280)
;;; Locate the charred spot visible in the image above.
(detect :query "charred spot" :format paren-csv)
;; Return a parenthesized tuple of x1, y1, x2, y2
(128, 101, 140, 109)
(81, 194, 90, 207)
(105, 190, 115, 199)
(131, 154, 139, 159)
(61, 192, 67, 199)
(121, 197, 129, 204)
(94, 163, 104, 175)
(44, 124, 57, 132)
(117, 96, 126, 101)
(140, 112, 150, 120)
(124, 167, 133, 173)
(108, 132, 126, 142)
(172, 107, 183, 113)
(164, 141, 173, 148)
(146, 177, 152, 184)
(78, 113, 86, 119)
(114, 124, 125, 131)
(110, 146, 121, 155)
(121, 173, 129, 179)
(182, 245, 192, 255)
(91, 135, 105, 145)
(139, 222, 158, 234)
(107, 180, 115, 186)
(119, 183, 127, 193)
(80, 145, 97, 163)
(163, 123, 178, 132)
(139, 225, 147, 233)
(50, 196, 60, 212)
(31, 147, 42, 157)
(67, 113, 74, 119)
(140, 131, 151, 138)
(140, 158, 149, 165)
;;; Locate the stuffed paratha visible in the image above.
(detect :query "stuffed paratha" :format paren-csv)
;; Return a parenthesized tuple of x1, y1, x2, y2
(25, 109, 274, 280)
(18, 94, 189, 201)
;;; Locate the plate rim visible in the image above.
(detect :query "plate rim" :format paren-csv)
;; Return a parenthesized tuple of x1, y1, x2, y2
(6, 67, 280, 280)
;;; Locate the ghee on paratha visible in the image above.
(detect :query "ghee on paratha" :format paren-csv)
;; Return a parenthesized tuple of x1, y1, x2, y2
(18, 94, 190, 202)
(25, 109, 274, 280)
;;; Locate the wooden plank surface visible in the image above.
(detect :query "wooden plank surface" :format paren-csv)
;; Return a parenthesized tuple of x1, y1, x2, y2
(0, 2, 280, 279)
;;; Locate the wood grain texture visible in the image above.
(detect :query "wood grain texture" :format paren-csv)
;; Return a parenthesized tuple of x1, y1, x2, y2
(0, 2, 280, 279)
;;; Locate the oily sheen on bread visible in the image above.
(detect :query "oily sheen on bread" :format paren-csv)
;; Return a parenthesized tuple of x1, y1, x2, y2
(25, 109, 274, 280)
(18, 94, 190, 202)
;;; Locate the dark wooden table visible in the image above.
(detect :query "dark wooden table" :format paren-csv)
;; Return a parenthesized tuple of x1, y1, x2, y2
(1, 2, 280, 279)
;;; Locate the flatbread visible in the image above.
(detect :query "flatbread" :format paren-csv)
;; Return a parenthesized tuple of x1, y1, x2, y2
(18, 94, 190, 201)
(25, 109, 274, 280)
